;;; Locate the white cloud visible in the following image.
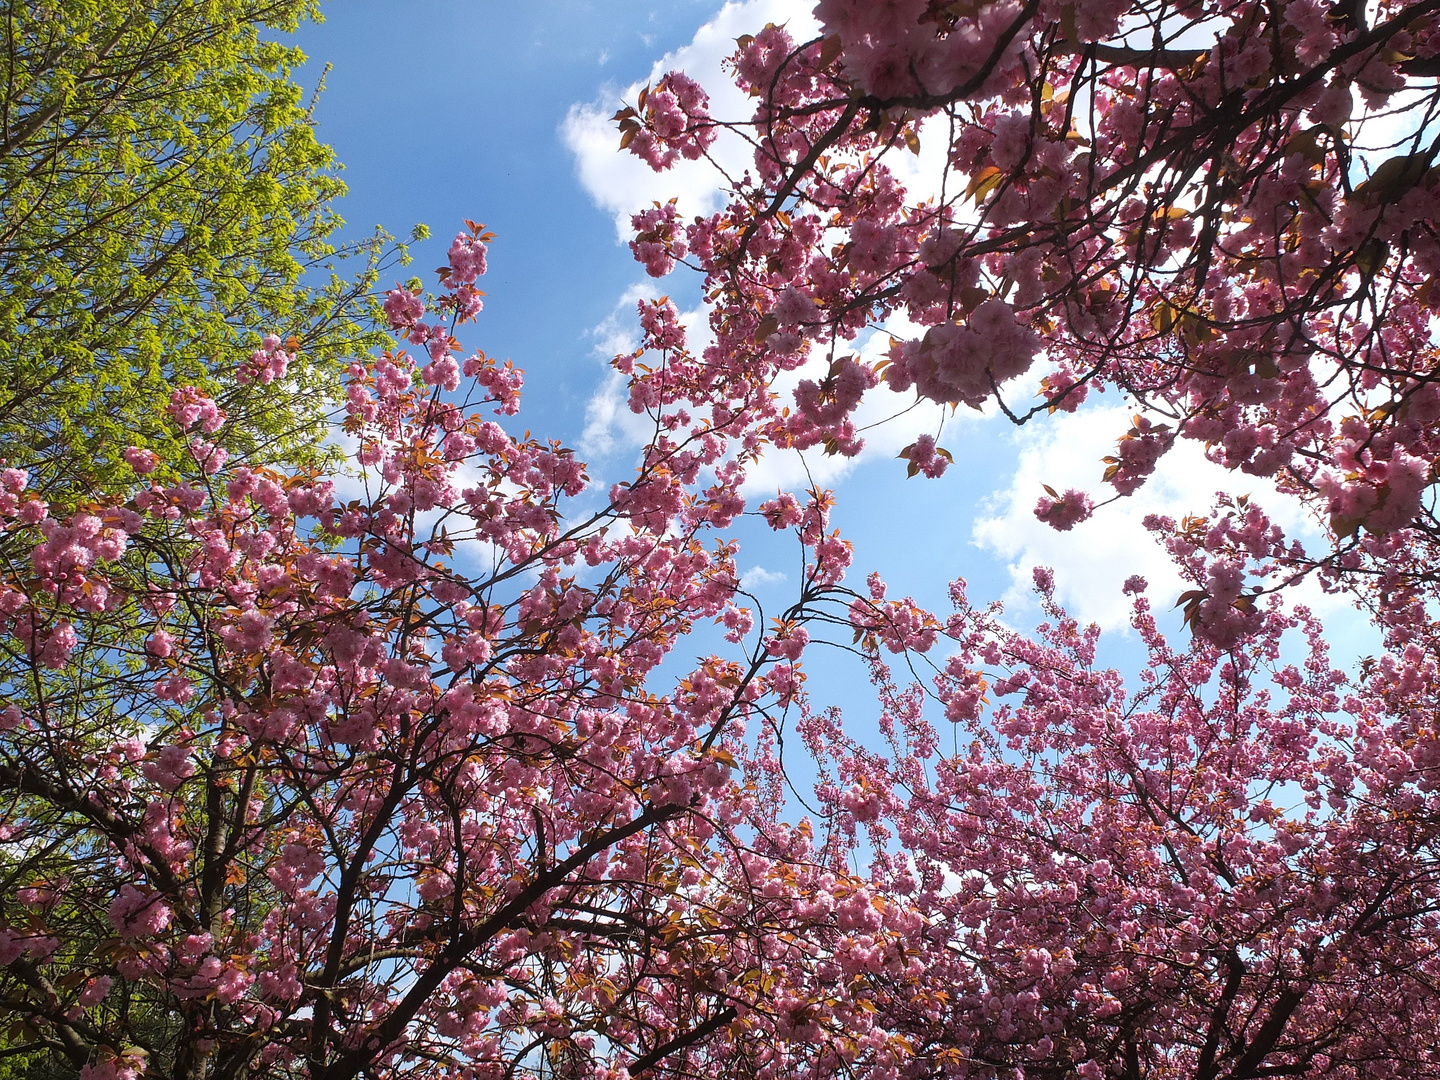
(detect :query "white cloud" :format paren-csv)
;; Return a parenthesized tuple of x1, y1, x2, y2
(971, 403, 1352, 632)
(561, 0, 817, 239)
(741, 564, 787, 588)
(580, 281, 659, 458)
(739, 324, 960, 496)
(321, 422, 369, 504)
(578, 290, 1007, 500)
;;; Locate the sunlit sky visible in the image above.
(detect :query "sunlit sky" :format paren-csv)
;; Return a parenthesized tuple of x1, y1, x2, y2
(287, 0, 1378, 688)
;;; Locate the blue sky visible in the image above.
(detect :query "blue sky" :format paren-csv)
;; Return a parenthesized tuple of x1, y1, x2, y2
(289, 1, 733, 437)
(287, 0, 1377, 690)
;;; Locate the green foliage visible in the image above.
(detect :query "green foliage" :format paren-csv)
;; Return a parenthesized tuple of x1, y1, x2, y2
(0, 0, 397, 498)
(0, 6, 401, 1074)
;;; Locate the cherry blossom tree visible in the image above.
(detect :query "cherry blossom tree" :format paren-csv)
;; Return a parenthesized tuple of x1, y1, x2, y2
(600, 5, 1440, 1073)
(0, 228, 918, 1080)
(617, 0, 1440, 610)
(11, 0, 1440, 1073)
(815, 530, 1440, 1079)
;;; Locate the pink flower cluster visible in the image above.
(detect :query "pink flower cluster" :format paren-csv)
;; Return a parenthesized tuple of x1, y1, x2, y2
(1033, 487, 1093, 530)
(239, 334, 294, 385)
(815, 0, 1034, 98)
(1320, 434, 1432, 538)
(124, 447, 159, 474)
(384, 286, 425, 330)
(630, 200, 688, 278)
(627, 72, 716, 170)
(447, 231, 488, 284)
(166, 387, 225, 433)
(886, 300, 1040, 407)
(903, 434, 950, 478)
(107, 884, 173, 939)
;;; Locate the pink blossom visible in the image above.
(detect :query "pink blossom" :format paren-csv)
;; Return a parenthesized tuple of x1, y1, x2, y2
(78, 975, 113, 1006)
(220, 609, 275, 654)
(383, 287, 425, 330)
(16, 499, 47, 525)
(904, 434, 949, 478)
(447, 232, 489, 284)
(124, 447, 159, 474)
(146, 629, 175, 658)
(1034, 487, 1094, 530)
(107, 884, 172, 938)
(239, 336, 294, 385)
(765, 625, 809, 660)
(423, 355, 461, 392)
(142, 744, 196, 792)
(166, 387, 225, 433)
(888, 300, 1040, 408)
(36, 621, 77, 668)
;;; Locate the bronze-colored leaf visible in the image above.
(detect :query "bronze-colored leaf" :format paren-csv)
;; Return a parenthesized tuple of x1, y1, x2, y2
(965, 166, 1004, 203)
(1355, 238, 1390, 275)
(1353, 153, 1430, 205)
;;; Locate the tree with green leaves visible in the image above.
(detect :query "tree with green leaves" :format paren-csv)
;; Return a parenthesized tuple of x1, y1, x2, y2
(0, 0, 402, 497)
(0, 7, 406, 1076)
